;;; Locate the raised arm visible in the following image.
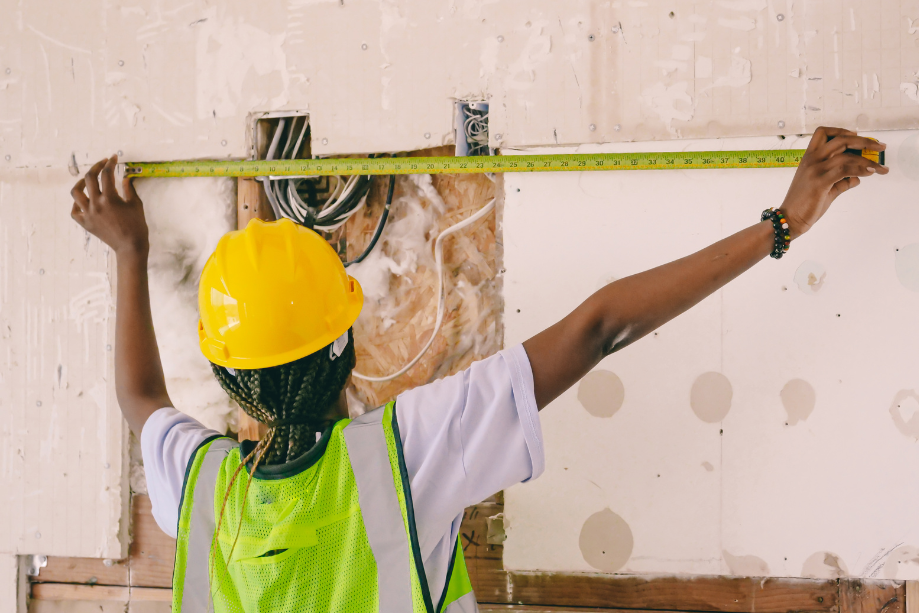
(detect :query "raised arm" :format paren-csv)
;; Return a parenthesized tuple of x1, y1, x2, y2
(523, 127, 888, 410)
(71, 155, 171, 436)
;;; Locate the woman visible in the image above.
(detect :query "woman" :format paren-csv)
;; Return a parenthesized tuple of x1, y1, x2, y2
(70, 127, 885, 612)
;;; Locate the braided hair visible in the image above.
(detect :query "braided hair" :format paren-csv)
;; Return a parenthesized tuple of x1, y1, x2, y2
(210, 329, 356, 464)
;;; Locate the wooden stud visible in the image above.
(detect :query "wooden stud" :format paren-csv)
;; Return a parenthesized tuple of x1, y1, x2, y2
(31, 583, 171, 602)
(236, 177, 273, 442)
(128, 494, 175, 588)
(840, 579, 906, 613)
(906, 582, 919, 613)
(35, 556, 128, 586)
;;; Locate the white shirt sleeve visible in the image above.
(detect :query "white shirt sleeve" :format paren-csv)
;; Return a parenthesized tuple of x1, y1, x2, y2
(396, 343, 544, 600)
(140, 407, 222, 538)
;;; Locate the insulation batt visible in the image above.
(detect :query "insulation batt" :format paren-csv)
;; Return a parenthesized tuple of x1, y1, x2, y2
(135, 177, 238, 434)
(346, 172, 500, 407)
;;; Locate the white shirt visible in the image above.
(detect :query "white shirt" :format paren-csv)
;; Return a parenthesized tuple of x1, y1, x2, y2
(141, 343, 544, 602)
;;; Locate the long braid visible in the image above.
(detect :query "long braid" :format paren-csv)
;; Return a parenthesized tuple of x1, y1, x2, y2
(210, 328, 356, 464)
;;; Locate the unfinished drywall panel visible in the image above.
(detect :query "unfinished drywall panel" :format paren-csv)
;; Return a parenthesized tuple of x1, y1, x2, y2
(5, 0, 919, 168)
(0, 169, 127, 559)
(503, 131, 919, 578)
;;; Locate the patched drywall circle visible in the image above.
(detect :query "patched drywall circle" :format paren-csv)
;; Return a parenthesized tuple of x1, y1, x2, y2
(802, 551, 848, 578)
(781, 379, 816, 425)
(578, 370, 625, 418)
(690, 372, 733, 423)
(895, 243, 919, 292)
(882, 545, 919, 579)
(793, 260, 826, 295)
(889, 389, 919, 439)
(898, 133, 919, 181)
(579, 508, 634, 572)
(723, 550, 770, 576)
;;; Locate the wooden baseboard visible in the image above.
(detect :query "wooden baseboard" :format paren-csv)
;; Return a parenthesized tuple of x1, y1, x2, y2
(31, 491, 915, 613)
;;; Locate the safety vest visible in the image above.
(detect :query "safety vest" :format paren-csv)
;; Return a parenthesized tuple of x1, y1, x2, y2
(171, 402, 477, 612)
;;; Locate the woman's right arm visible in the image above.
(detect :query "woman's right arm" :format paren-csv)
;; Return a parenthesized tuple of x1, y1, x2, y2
(71, 155, 172, 436)
(523, 127, 888, 410)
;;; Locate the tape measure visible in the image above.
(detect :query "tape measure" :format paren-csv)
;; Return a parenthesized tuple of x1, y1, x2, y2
(121, 146, 883, 178)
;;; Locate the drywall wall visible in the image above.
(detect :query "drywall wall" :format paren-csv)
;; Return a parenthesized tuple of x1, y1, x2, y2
(0, 169, 127, 560)
(3, 0, 919, 591)
(3, 0, 919, 168)
(503, 129, 919, 579)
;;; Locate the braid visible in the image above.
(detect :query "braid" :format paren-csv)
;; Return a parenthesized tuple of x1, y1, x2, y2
(210, 329, 357, 465)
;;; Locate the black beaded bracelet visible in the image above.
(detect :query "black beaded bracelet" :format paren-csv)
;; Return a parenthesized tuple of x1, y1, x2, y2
(761, 208, 791, 259)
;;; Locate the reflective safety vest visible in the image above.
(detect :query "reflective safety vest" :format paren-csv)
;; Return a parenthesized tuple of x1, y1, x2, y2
(172, 402, 477, 613)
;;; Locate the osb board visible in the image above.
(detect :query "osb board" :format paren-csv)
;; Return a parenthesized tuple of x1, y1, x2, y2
(346, 146, 501, 408)
(0, 169, 126, 559)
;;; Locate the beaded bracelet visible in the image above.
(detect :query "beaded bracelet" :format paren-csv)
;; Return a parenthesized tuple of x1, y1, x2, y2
(761, 208, 791, 259)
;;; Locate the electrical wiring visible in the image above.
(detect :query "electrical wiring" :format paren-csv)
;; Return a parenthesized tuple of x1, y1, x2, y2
(462, 105, 490, 156)
(343, 174, 395, 268)
(351, 174, 497, 383)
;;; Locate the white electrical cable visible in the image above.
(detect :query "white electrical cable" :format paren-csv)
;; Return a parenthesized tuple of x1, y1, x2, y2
(351, 175, 496, 382)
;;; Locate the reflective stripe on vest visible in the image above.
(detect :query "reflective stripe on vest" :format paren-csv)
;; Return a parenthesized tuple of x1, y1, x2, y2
(180, 437, 236, 613)
(343, 406, 414, 612)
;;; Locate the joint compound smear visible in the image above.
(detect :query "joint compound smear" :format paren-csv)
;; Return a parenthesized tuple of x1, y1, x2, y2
(577, 370, 625, 418)
(579, 508, 634, 573)
(723, 550, 770, 576)
(882, 545, 919, 579)
(889, 390, 919, 439)
(802, 552, 848, 578)
(793, 260, 827, 295)
(781, 379, 816, 425)
(894, 243, 919, 292)
(690, 372, 733, 422)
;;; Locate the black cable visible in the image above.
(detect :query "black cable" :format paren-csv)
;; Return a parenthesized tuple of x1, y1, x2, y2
(343, 174, 395, 268)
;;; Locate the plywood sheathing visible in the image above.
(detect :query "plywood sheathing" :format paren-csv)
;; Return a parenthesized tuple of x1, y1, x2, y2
(345, 147, 501, 408)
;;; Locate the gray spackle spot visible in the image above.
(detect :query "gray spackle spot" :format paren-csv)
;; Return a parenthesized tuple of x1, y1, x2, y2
(889, 390, 919, 439)
(690, 372, 733, 423)
(898, 133, 919, 181)
(723, 550, 770, 576)
(802, 551, 848, 578)
(881, 545, 919, 579)
(701, 461, 714, 472)
(578, 370, 625, 418)
(793, 260, 826, 295)
(895, 244, 919, 292)
(781, 379, 816, 425)
(579, 508, 634, 573)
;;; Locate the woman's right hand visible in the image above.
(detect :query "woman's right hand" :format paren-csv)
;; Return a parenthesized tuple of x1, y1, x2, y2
(780, 126, 888, 239)
(71, 154, 150, 255)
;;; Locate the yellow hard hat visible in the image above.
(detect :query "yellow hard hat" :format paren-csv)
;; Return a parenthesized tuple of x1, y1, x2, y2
(197, 218, 363, 369)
